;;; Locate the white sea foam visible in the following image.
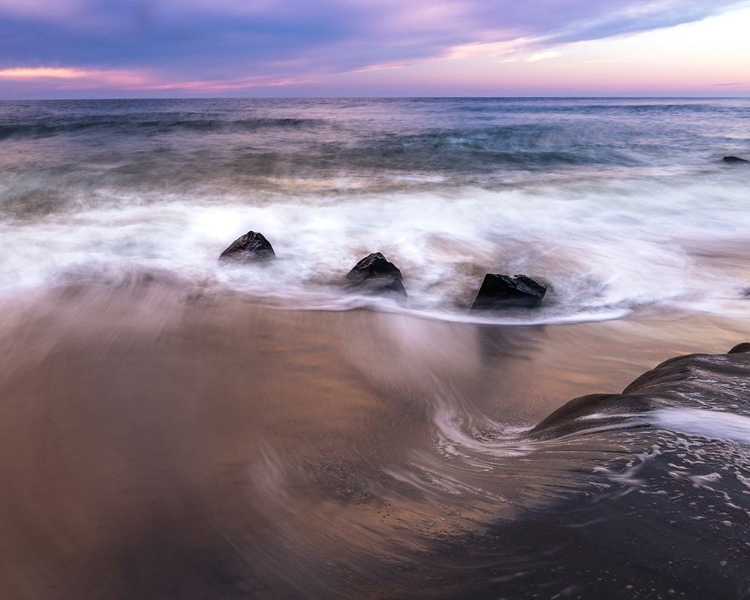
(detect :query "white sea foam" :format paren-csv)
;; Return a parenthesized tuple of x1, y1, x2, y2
(649, 408, 750, 445)
(2, 171, 750, 324)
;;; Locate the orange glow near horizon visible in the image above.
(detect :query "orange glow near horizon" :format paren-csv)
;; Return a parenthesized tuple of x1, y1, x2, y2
(0, 67, 87, 79)
(0, 67, 147, 88)
(0, 66, 314, 94)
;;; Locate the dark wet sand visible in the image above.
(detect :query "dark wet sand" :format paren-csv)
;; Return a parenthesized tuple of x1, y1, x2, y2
(1, 281, 749, 599)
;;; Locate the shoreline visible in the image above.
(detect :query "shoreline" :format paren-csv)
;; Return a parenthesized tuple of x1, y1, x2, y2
(2, 279, 750, 431)
(1, 280, 750, 598)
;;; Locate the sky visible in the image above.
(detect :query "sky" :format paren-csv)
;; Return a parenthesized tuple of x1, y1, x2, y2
(0, 0, 749, 98)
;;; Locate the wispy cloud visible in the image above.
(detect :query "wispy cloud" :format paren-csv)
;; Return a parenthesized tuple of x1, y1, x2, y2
(0, 66, 146, 86)
(444, 39, 533, 60)
(526, 51, 560, 62)
(0, 67, 86, 79)
(0, 65, 318, 94)
(0, 66, 141, 81)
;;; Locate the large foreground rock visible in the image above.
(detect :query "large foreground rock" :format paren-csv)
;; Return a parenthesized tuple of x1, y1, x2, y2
(530, 343, 750, 440)
(723, 156, 749, 164)
(471, 273, 546, 311)
(219, 231, 276, 262)
(345, 252, 407, 298)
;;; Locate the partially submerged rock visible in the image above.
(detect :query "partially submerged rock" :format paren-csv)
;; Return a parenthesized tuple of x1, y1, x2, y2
(471, 274, 546, 311)
(723, 156, 749, 164)
(345, 252, 407, 298)
(346, 252, 402, 282)
(530, 393, 652, 440)
(219, 231, 276, 262)
(529, 344, 750, 440)
(350, 276, 407, 298)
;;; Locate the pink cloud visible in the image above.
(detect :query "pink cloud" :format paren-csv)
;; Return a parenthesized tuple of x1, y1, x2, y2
(0, 66, 147, 87)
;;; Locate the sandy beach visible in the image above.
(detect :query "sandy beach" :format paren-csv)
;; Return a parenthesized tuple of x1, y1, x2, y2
(1, 279, 749, 598)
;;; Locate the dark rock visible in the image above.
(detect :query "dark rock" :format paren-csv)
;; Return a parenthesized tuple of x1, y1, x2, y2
(529, 393, 652, 440)
(471, 274, 546, 311)
(723, 156, 749, 164)
(530, 350, 750, 440)
(351, 275, 407, 298)
(728, 342, 750, 354)
(346, 252, 403, 282)
(345, 252, 407, 299)
(219, 231, 275, 262)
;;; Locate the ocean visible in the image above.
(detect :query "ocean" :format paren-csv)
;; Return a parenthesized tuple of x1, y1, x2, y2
(1, 98, 750, 598)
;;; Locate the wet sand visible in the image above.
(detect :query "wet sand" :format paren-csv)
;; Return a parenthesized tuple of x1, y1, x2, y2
(1, 279, 749, 598)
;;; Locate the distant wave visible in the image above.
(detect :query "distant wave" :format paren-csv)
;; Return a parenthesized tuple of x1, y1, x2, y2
(339, 126, 645, 171)
(451, 99, 728, 115)
(0, 116, 325, 140)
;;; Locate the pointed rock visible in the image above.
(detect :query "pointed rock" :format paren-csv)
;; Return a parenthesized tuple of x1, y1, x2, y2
(219, 231, 276, 262)
(723, 156, 749, 164)
(345, 252, 407, 298)
(346, 252, 402, 282)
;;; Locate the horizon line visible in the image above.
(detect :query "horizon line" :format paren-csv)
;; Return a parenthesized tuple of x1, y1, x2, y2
(2, 95, 749, 102)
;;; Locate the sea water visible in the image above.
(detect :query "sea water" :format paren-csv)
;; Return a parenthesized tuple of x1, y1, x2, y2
(1, 98, 750, 599)
(1, 97, 750, 320)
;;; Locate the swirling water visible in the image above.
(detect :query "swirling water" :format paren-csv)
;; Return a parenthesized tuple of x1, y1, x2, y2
(1, 98, 750, 599)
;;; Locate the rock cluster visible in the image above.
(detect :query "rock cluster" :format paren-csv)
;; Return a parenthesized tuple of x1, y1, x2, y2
(218, 231, 553, 311)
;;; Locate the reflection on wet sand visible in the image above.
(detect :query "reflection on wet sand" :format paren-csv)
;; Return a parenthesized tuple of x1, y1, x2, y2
(1, 279, 750, 598)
